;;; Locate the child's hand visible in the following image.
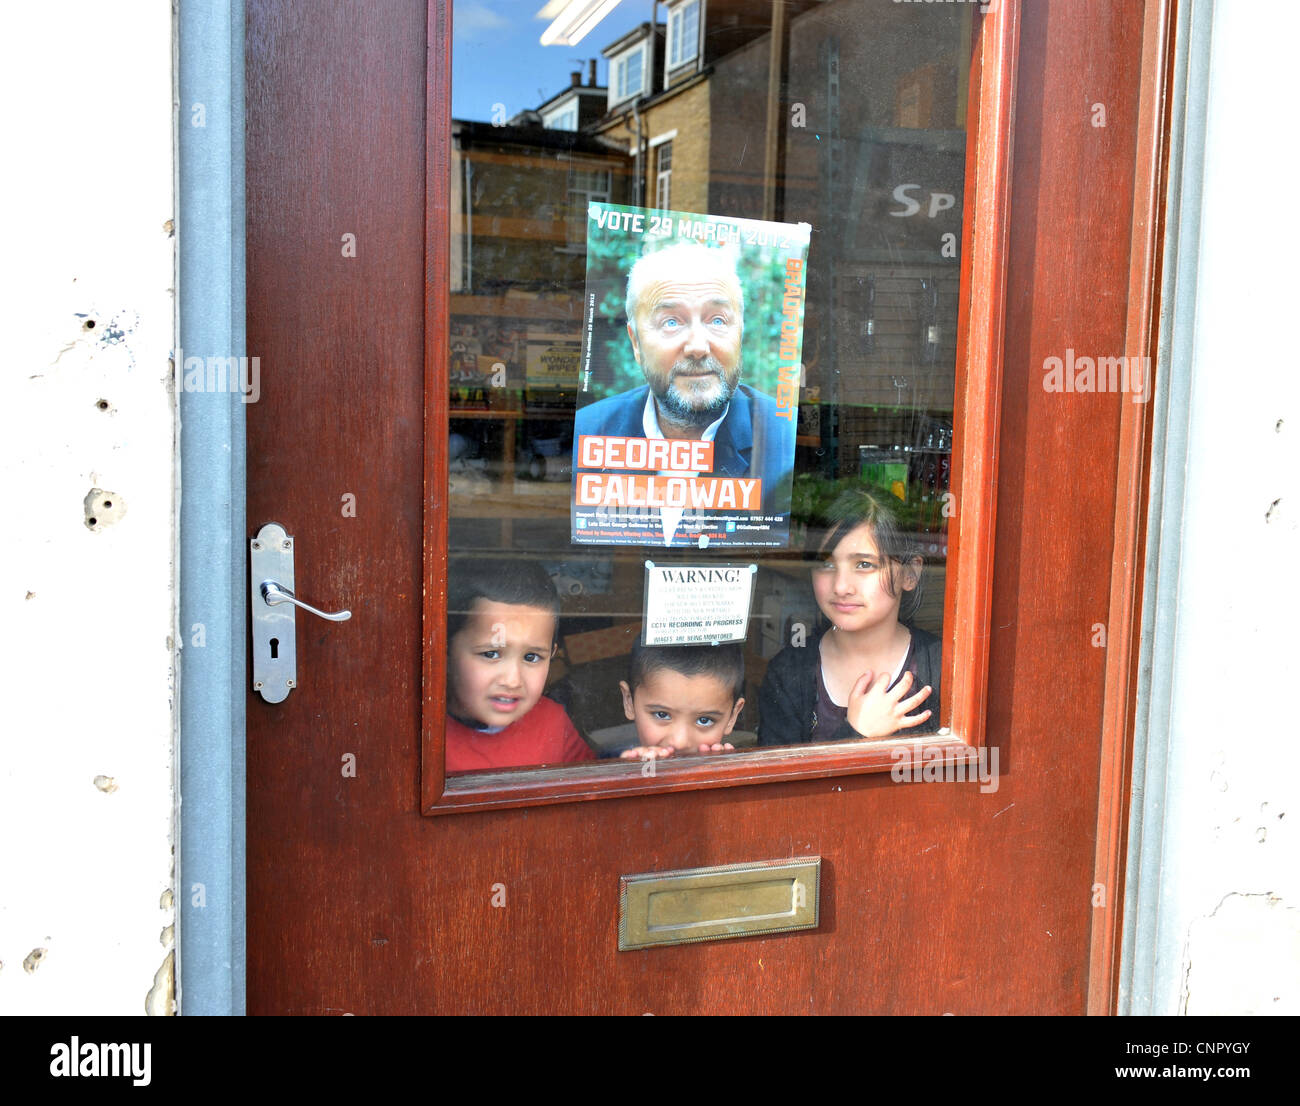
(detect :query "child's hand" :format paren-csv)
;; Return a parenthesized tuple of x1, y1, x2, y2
(620, 746, 674, 761)
(618, 742, 734, 758)
(846, 670, 932, 739)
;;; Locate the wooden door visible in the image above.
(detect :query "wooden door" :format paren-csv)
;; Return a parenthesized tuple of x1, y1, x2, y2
(245, 0, 1166, 1014)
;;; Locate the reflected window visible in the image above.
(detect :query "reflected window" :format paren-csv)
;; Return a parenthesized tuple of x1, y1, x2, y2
(667, 0, 700, 72)
(544, 104, 579, 130)
(608, 37, 647, 107)
(567, 165, 612, 249)
(654, 138, 672, 208)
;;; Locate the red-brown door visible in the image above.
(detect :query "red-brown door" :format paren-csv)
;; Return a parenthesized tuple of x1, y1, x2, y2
(245, 0, 1164, 1014)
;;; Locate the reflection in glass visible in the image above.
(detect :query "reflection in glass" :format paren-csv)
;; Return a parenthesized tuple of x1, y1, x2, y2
(446, 0, 970, 772)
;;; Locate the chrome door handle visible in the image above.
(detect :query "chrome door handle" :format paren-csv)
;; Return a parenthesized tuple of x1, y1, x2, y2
(260, 580, 352, 622)
(250, 522, 351, 703)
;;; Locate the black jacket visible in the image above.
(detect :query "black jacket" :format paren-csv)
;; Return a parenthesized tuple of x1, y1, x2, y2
(756, 625, 942, 745)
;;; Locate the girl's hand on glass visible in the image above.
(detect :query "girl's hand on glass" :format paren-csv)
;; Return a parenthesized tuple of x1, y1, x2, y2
(846, 670, 932, 739)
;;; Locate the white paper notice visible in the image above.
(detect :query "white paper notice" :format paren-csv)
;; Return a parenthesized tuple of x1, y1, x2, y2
(642, 562, 757, 646)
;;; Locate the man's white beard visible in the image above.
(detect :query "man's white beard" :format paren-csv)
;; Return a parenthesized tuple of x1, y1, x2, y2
(653, 356, 739, 427)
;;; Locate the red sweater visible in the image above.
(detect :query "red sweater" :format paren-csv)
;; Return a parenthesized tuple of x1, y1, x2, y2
(445, 697, 595, 773)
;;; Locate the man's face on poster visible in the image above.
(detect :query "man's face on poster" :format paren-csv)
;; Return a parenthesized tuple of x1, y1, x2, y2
(627, 256, 744, 426)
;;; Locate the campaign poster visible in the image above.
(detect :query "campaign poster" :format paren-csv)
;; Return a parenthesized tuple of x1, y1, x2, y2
(571, 203, 811, 549)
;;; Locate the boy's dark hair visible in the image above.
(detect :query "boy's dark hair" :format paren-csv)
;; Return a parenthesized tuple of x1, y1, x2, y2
(627, 641, 745, 701)
(447, 558, 560, 641)
(805, 487, 925, 624)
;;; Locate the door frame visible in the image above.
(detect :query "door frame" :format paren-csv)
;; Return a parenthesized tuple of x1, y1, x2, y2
(1084, 0, 1182, 1016)
(422, 1, 1019, 815)
(176, 0, 249, 1017)
(1114, 0, 1217, 1016)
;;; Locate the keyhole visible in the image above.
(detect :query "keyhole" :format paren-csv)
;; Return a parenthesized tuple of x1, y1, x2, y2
(270, 637, 279, 659)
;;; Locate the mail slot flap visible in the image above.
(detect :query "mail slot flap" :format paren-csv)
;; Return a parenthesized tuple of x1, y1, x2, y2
(619, 857, 820, 951)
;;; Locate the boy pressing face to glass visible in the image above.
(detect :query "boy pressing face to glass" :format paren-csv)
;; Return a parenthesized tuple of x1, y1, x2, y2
(445, 559, 594, 772)
(619, 642, 745, 760)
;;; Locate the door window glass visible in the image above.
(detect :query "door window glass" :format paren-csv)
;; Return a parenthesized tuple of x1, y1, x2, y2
(445, 0, 972, 783)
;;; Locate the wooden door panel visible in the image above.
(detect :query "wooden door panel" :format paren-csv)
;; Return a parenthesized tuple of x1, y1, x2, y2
(246, 0, 1156, 1014)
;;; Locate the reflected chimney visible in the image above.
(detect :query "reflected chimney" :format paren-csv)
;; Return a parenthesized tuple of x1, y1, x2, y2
(570, 70, 581, 87)
(588, 58, 598, 86)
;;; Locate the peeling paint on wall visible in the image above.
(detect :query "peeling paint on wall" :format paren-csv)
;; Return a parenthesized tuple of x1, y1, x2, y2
(145, 886, 177, 1016)
(97, 310, 139, 350)
(145, 950, 175, 1016)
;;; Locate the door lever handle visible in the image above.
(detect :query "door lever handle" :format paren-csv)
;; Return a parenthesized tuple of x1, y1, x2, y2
(250, 521, 351, 703)
(260, 580, 352, 622)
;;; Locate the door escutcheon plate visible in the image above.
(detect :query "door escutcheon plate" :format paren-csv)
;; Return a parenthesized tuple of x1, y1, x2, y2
(250, 522, 297, 703)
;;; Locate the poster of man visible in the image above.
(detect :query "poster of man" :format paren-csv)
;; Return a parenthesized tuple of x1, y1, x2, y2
(571, 203, 811, 549)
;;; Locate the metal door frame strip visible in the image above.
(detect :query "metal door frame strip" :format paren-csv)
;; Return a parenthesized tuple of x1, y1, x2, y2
(177, 0, 248, 1016)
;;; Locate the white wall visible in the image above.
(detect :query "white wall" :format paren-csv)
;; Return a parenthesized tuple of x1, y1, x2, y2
(1, 3, 176, 1014)
(1156, 0, 1300, 1014)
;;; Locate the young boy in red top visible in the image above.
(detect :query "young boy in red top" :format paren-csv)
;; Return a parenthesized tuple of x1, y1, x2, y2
(444, 559, 594, 772)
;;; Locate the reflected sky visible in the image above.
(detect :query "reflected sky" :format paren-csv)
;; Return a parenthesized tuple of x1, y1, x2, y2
(453, 0, 648, 122)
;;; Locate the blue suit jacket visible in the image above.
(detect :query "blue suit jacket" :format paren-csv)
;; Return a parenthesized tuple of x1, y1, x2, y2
(573, 383, 796, 514)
